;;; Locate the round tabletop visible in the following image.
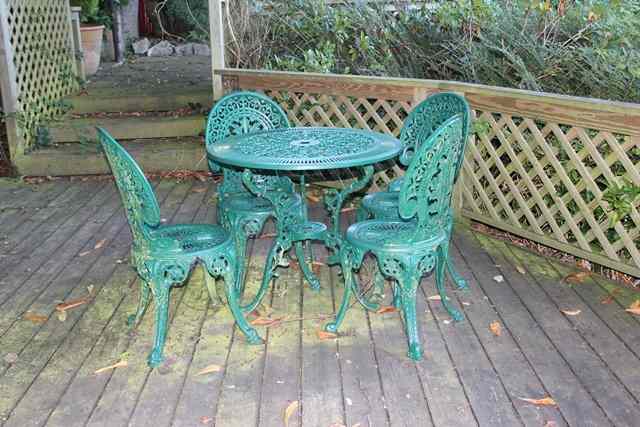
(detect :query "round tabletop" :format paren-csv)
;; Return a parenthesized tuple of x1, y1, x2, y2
(207, 127, 403, 171)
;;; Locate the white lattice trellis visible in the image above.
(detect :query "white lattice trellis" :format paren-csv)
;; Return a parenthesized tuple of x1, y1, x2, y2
(0, 0, 78, 154)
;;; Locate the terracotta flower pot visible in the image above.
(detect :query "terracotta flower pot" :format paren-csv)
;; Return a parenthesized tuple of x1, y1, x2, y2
(80, 25, 105, 76)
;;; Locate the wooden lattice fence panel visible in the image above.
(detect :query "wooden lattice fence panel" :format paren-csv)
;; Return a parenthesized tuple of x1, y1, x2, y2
(220, 69, 640, 276)
(3, 0, 78, 152)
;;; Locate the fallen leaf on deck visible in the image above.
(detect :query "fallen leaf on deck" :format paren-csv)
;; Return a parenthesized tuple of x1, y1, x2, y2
(376, 306, 397, 314)
(56, 295, 92, 313)
(515, 265, 526, 275)
(600, 295, 615, 304)
(345, 397, 353, 406)
(561, 309, 581, 316)
(518, 396, 557, 406)
(192, 187, 207, 193)
(283, 400, 299, 427)
(625, 300, 640, 315)
(78, 250, 92, 257)
(199, 416, 213, 424)
(563, 271, 591, 284)
(57, 310, 67, 322)
(94, 359, 127, 374)
(3, 352, 18, 364)
(427, 295, 442, 301)
(24, 312, 47, 324)
(493, 275, 504, 283)
(250, 316, 286, 327)
(196, 364, 222, 376)
(489, 321, 502, 336)
(94, 239, 106, 250)
(317, 330, 338, 340)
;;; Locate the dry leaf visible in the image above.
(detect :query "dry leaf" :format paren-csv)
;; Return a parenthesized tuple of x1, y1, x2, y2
(493, 275, 504, 283)
(515, 265, 526, 275)
(427, 295, 442, 301)
(600, 295, 615, 305)
(518, 396, 557, 406)
(56, 295, 91, 312)
(94, 359, 127, 374)
(192, 187, 207, 193)
(489, 321, 502, 336)
(250, 316, 286, 327)
(57, 310, 67, 322)
(78, 250, 92, 257)
(24, 312, 47, 324)
(563, 271, 591, 284)
(94, 239, 106, 250)
(3, 352, 18, 364)
(283, 400, 299, 427)
(625, 300, 640, 315)
(317, 330, 337, 340)
(561, 309, 581, 316)
(196, 364, 222, 376)
(199, 416, 213, 424)
(376, 306, 397, 314)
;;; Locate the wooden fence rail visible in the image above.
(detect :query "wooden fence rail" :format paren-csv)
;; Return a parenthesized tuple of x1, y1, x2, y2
(218, 68, 640, 277)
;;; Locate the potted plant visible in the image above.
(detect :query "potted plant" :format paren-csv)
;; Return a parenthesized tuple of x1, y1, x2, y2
(71, 0, 110, 76)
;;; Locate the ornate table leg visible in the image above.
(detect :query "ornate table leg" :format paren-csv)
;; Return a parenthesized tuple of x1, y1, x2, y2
(323, 165, 374, 265)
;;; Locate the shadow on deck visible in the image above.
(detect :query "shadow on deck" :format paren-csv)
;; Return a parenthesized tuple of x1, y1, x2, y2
(1, 178, 640, 427)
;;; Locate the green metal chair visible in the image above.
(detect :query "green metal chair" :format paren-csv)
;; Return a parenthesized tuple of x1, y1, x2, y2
(325, 115, 468, 361)
(98, 128, 262, 368)
(357, 92, 471, 290)
(205, 91, 319, 292)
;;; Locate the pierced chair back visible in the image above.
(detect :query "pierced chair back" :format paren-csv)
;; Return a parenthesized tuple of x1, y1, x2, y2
(400, 92, 471, 179)
(98, 127, 161, 250)
(398, 115, 466, 242)
(205, 91, 292, 196)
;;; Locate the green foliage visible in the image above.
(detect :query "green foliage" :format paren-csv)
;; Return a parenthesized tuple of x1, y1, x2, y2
(228, 0, 639, 103)
(603, 179, 640, 225)
(71, 0, 111, 26)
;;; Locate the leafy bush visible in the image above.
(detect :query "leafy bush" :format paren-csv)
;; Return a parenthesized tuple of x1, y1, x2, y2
(219, 0, 639, 103)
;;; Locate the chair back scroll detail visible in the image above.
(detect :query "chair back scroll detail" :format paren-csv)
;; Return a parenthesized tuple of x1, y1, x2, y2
(97, 127, 161, 249)
(400, 92, 471, 178)
(399, 115, 465, 241)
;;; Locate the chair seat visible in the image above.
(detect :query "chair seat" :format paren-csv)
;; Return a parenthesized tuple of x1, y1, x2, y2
(362, 191, 401, 219)
(149, 223, 232, 256)
(221, 191, 302, 214)
(346, 220, 446, 253)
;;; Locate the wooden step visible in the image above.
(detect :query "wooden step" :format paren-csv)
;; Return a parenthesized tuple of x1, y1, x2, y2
(68, 84, 213, 114)
(15, 137, 209, 176)
(49, 114, 206, 143)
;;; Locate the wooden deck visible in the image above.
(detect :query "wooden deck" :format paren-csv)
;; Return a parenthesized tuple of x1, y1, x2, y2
(1, 178, 640, 427)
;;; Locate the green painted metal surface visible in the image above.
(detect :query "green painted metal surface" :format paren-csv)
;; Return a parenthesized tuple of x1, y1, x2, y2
(207, 127, 402, 171)
(98, 127, 262, 368)
(326, 115, 469, 361)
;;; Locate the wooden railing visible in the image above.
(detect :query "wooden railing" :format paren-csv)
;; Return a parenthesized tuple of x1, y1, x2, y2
(217, 68, 640, 277)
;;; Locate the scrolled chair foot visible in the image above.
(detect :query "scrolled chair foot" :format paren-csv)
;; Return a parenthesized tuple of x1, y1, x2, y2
(454, 277, 469, 290)
(245, 329, 265, 345)
(147, 347, 165, 368)
(451, 310, 465, 322)
(126, 314, 136, 328)
(323, 322, 338, 334)
(407, 343, 423, 361)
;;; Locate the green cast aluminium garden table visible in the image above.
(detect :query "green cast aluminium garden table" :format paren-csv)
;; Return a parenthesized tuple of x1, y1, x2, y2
(207, 126, 402, 311)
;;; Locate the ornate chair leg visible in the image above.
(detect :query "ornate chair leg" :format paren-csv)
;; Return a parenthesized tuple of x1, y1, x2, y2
(436, 246, 464, 321)
(127, 279, 151, 328)
(294, 241, 320, 291)
(391, 280, 402, 308)
(204, 265, 225, 307)
(397, 273, 422, 361)
(220, 260, 263, 345)
(443, 229, 467, 290)
(356, 206, 370, 222)
(241, 239, 281, 313)
(324, 257, 354, 334)
(148, 278, 172, 368)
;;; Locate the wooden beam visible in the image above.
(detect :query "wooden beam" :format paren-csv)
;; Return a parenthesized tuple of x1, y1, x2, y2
(0, 0, 22, 160)
(208, 0, 225, 100)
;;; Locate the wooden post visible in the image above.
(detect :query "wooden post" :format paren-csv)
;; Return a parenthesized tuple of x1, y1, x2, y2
(111, 0, 125, 63)
(70, 6, 85, 81)
(209, 0, 225, 100)
(0, 0, 23, 162)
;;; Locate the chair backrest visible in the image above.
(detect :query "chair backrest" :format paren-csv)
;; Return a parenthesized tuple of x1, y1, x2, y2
(400, 92, 471, 178)
(205, 91, 291, 195)
(398, 115, 465, 241)
(97, 127, 161, 249)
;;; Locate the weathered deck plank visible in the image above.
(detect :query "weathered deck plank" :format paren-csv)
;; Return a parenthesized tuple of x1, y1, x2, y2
(0, 179, 639, 427)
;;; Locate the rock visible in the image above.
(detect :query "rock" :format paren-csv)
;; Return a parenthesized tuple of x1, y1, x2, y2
(174, 43, 194, 56)
(192, 43, 211, 56)
(132, 37, 150, 55)
(147, 40, 174, 57)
